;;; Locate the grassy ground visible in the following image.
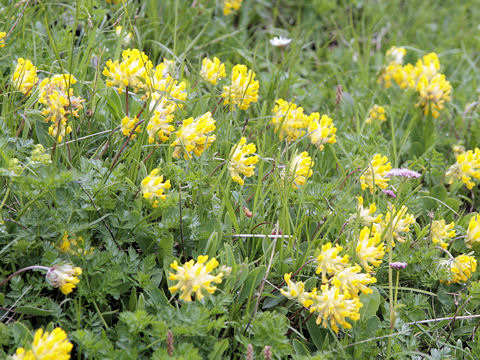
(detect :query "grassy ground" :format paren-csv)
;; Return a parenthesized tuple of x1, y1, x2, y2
(1, 0, 480, 359)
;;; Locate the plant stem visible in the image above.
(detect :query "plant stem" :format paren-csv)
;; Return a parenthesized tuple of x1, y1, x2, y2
(0, 265, 50, 288)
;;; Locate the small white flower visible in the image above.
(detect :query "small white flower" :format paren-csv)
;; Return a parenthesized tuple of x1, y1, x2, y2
(270, 36, 292, 48)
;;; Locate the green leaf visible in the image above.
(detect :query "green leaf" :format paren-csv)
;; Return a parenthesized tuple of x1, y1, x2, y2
(306, 317, 328, 351)
(293, 338, 310, 356)
(237, 265, 266, 304)
(208, 338, 229, 360)
(359, 287, 381, 320)
(15, 306, 54, 316)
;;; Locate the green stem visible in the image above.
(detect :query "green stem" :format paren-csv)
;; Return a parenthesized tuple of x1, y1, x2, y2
(386, 226, 394, 359)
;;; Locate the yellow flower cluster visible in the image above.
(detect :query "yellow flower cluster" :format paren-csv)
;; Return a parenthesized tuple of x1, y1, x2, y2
(377, 205, 416, 245)
(353, 196, 382, 227)
(46, 264, 82, 295)
(146, 93, 176, 143)
(379, 50, 452, 118)
(356, 226, 385, 272)
(141, 168, 171, 207)
(222, 0, 243, 15)
(466, 214, 480, 249)
(38, 74, 84, 142)
(0, 31, 6, 48)
(281, 241, 378, 333)
(222, 64, 259, 110)
(58, 232, 93, 256)
(120, 116, 140, 138)
(144, 59, 187, 104)
(281, 151, 314, 188)
(228, 137, 259, 186)
(12, 58, 38, 96)
(13, 328, 73, 360)
(377, 46, 406, 88)
(431, 219, 455, 249)
(171, 112, 216, 159)
(360, 154, 392, 191)
(271, 99, 310, 142)
(29, 144, 51, 165)
(200, 57, 226, 85)
(445, 148, 480, 190)
(103, 48, 153, 93)
(366, 105, 386, 124)
(308, 113, 337, 150)
(169, 255, 224, 302)
(443, 254, 477, 285)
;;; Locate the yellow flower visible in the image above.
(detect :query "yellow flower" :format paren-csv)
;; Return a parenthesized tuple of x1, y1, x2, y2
(228, 137, 259, 185)
(169, 255, 224, 302)
(115, 25, 133, 46)
(46, 264, 82, 295)
(315, 242, 349, 282)
(171, 112, 216, 159)
(12, 58, 38, 96)
(222, 64, 259, 110)
(143, 61, 187, 105)
(58, 232, 93, 256)
(120, 116, 141, 138)
(443, 254, 477, 284)
(360, 154, 391, 191)
(280, 273, 313, 308)
(141, 168, 171, 207)
(356, 227, 385, 272)
(0, 32, 6, 48)
(415, 73, 452, 118)
(200, 57, 226, 85)
(222, 0, 243, 15)
(385, 46, 406, 65)
(146, 92, 176, 143)
(431, 219, 455, 249)
(280, 151, 314, 188)
(377, 205, 415, 244)
(13, 327, 73, 360)
(39, 74, 83, 142)
(445, 148, 480, 190)
(307, 113, 336, 150)
(466, 214, 480, 249)
(334, 264, 377, 296)
(309, 279, 362, 333)
(353, 196, 382, 227)
(271, 99, 309, 142)
(103, 48, 153, 93)
(366, 105, 387, 124)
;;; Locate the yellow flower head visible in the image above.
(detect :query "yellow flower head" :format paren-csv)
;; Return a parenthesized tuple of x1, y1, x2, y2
(171, 112, 216, 159)
(280, 273, 313, 308)
(414, 52, 440, 81)
(334, 264, 377, 296)
(309, 279, 362, 333)
(222, 64, 259, 110)
(120, 116, 141, 138)
(466, 214, 480, 249)
(271, 99, 309, 142)
(0, 32, 6, 48)
(356, 227, 385, 272)
(281, 151, 314, 188)
(445, 148, 480, 190)
(200, 57, 226, 85)
(366, 105, 387, 124)
(360, 154, 391, 191)
(141, 168, 171, 207)
(58, 232, 93, 256)
(146, 92, 176, 143)
(103, 48, 153, 93)
(444, 254, 477, 284)
(415, 73, 452, 118)
(431, 219, 455, 249)
(228, 137, 259, 185)
(353, 196, 382, 226)
(12, 58, 38, 96)
(143, 61, 187, 105)
(315, 242, 349, 282)
(307, 113, 336, 150)
(169, 255, 224, 302)
(222, 0, 243, 15)
(386, 46, 406, 65)
(46, 264, 82, 295)
(12, 327, 73, 360)
(377, 205, 415, 245)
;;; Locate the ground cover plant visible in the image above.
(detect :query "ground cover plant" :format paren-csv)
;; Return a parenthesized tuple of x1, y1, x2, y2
(2, 0, 480, 358)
